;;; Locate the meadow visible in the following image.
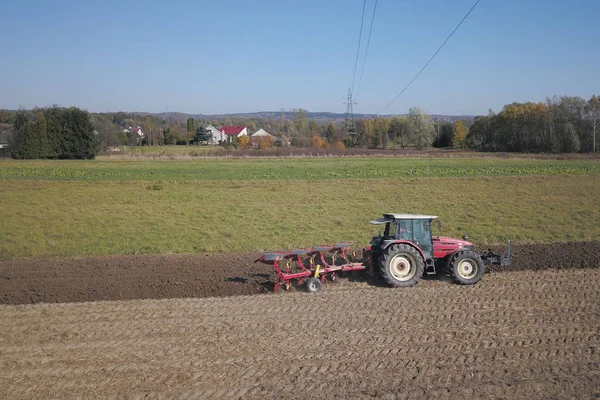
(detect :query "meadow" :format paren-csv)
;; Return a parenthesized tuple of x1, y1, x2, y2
(0, 156, 599, 258)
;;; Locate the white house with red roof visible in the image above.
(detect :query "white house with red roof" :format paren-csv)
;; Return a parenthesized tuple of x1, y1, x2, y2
(123, 126, 144, 137)
(220, 126, 248, 141)
(206, 125, 224, 144)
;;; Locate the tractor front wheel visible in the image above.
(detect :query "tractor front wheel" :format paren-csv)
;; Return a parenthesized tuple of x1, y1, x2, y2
(449, 250, 485, 285)
(379, 244, 424, 287)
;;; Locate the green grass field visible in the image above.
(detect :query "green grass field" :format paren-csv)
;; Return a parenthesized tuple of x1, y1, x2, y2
(1, 158, 598, 181)
(1, 157, 599, 259)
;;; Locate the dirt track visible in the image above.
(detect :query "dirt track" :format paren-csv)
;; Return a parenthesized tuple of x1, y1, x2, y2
(1, 241, 599, 305)
(0, 268, 598, 399)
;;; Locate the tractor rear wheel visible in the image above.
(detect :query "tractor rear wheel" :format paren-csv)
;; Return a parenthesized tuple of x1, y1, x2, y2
(379, 244, 424, 287)
(449, 250, 485, 285)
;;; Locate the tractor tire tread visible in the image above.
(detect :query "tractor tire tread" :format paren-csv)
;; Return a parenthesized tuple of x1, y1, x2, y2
(450, 250, 485, 285)
(378, 244, 425, 287)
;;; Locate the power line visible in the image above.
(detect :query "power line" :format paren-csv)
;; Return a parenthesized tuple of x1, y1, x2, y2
(351, 0, 367, 96)
(355, 0, 378, 102)
(376, 0, 482, 114)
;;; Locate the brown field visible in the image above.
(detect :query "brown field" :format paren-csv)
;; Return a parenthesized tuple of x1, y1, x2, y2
(0, 242, 599, 399)
(0, 267, 598, 399)
(1, 241, 599, 304)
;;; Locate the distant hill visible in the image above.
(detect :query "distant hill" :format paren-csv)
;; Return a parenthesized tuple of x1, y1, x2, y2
(134, 111, 474, 125)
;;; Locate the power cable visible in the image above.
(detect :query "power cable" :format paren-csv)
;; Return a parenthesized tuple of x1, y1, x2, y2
(376, 0, 482, 114)
(355, 0, 378, 102)
(351, 0, 367, 96)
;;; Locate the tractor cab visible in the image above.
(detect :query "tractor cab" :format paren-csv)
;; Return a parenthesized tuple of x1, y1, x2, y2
(369, 213, 436, 259)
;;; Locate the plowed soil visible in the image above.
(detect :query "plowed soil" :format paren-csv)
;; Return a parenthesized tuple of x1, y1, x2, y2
(1, 241, 599, 305)
(1, 268, 598, 399)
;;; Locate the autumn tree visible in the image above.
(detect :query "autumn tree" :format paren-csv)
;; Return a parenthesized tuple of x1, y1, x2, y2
(258, 136, 274, 149)
(312, 135, 326, 149)
(237, 135, 251, 149)
(452, 120, 467, 149)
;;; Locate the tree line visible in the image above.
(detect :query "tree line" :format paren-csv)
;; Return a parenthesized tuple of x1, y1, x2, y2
(9, 107, 97, 159)
(467, 96, 599, 153)
(1, 95, 598, 158)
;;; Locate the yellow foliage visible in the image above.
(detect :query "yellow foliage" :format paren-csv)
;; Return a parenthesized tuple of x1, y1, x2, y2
(258, 136, 274, 149)
(452, 120, 467, 149)
(312, 136, 326, 149)
(334, 141, 345, 149)
(237, 135, 251, 149)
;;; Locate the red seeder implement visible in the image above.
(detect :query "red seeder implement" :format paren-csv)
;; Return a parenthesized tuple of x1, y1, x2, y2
(255, 243, 365, 292)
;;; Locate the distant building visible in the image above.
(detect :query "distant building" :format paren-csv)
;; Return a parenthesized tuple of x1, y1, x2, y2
(206, 125, 224, 144)
(220, 126, 248, 141)
(123, 126, 144, 137)
(0, 127, 15, 150)
(250, 128, 282, 147)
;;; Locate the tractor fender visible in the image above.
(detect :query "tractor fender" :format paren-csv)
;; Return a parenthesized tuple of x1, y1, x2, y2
(381, 240, 426, 262)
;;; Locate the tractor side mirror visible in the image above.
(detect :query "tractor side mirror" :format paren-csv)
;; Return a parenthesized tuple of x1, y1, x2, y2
(437, 220, 442, 232)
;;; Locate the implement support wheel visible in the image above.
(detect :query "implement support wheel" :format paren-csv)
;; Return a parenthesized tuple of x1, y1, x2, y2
(306, 277, 323, 293)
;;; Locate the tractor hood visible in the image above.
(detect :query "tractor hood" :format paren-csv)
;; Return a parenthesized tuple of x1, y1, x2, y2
(433, 236, 474, 248)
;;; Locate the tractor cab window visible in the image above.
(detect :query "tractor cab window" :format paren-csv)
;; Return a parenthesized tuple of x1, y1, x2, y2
(398, 220, 412, 240)
(384, 222, 397, 238)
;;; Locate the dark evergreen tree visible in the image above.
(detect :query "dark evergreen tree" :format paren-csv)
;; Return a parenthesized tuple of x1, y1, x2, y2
(192, 126, 212, 144)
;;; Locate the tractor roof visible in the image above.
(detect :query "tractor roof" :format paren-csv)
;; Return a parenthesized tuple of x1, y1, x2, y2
(370, 213, 438, 225)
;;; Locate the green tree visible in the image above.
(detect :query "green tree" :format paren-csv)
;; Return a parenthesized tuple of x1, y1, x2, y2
(186, 117, 195, 133)
(163, 127, 176, 145)
(11, 112, 50, 159)
(58, 108, 97, 159)
(295, 109, 309, 136)
(14, 110, 28, 131)
(407, 107, 435, 150)
(452, 120, 467, 149)
(193, 126, 212, 144)
(433, 122, 454, 148)
(325, 123, 335, 143)
(308, 120, 318, 136)
(11, 121, 36, 159)
(388, 117, 410, 148)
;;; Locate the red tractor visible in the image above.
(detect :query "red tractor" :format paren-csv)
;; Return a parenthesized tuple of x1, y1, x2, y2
(365, 213, 509, 287)
(255, 213, 510, 292)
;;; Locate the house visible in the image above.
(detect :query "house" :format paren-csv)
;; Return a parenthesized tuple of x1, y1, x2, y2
(250, 128, 281, 147)
(220, 126, 248, 142)
(123, 126, 144, 137)
(0, 127, 15, 150)
(206, 125, 225, 144)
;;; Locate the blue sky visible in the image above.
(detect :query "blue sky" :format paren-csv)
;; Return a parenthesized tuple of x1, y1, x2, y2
(1, 0, 598, 115)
